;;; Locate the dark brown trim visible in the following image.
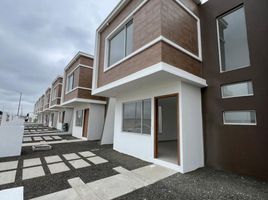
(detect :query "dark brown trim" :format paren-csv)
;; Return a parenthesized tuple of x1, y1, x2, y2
(154, 93, 180, 165)
(82, 109, 89, 138)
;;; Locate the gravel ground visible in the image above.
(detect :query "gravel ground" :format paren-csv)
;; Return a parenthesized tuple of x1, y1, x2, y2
(116, 167, 268, 200)
(1, 141, 267, 200)
(0, 141, 150, 199)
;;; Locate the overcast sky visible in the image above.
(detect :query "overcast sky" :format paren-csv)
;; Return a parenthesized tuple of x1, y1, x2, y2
(0, 0, 120, 115)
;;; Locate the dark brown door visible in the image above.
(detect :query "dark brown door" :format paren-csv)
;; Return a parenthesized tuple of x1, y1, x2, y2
(154, 93, 180, 165)
(82, 109, 89, 138)
(62, 111, 65, 123)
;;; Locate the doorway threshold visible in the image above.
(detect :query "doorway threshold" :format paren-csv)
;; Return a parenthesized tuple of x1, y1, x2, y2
(154, 159, 183, 173)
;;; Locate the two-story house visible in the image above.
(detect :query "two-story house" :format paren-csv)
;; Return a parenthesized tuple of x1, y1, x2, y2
(93, 0, 268, 179)
(93, 0, 207, 173)
(48, 76, 63, 129)
(61, 52, 106, 140)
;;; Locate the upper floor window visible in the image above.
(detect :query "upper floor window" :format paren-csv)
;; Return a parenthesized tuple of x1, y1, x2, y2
(108, 20, 133, 67)
(66, 73, 74, 92)
(51, 88, 57, 100)
(217, 6, 250, 72)
(221, 81, 253, 98)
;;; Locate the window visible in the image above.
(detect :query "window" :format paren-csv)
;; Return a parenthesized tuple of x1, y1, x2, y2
(75, 110, 83, 127)
(217, 6, 250, 72)
(66, 73, 74, 92)
(108, 20, 133, 67)
(51, 88, 57, 100)
(221, 81, 253, 98)
(122, 99, 151, 134)
(223, 111, 256, 125)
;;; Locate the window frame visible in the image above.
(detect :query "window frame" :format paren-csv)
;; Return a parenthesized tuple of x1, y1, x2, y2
(122, 98, 151, 135)
(221, 81, 254, 99)
(66, 73, 74, 93)
(216, 5, 251, 73)
(223, 110, 257, 126)
(105, 19, 134, 70)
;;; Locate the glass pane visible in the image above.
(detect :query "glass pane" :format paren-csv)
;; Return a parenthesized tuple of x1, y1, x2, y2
(223, 111, 256, 125)
(76, 110, 83, 126)
(222, 81, 253, 98)
(67, 74, 74, 92)
(126, 20, 133, 56)
(123, 101, 142, 133)
(218, 7, 250, 71)
(109, 28, 125, 66)
(142, 99, 151, 134)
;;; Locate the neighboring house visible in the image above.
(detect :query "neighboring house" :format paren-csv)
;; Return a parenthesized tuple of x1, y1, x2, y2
(61, 52, 106, 140)
(37, 95, 45, 124)
(92, 0, 268, 179)
(92, 0, 206, 173)
(43, 88, 51, 126)
(48, 76, 63, 129)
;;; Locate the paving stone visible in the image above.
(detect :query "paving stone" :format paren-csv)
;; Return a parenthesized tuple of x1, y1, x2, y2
(68, 159, 91, 169)
(44, 155, 62, 164)
(22, 166, 45, 180)
(87, 156, 108, 165)
(23, 137, 32, 142)
(0, 161, 18, 171)
(68, 177, 85, 188)
(33, 137, 43, 141)
(131, 164, 177, 185)
(23, 158, 42, 167)
(52, 136, 62, 140)
(0, 170, 16, 185)
(48, 162, 70, 174)
(43, 136, 53, 141)
(30, 188, 80, 200)
(78, 151, 95, 158)
(63, 153, 80, 160)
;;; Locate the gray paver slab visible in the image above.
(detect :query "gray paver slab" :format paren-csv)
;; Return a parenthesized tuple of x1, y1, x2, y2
(0, 161, 18, 171)
(78, 151, 95, 158)
(68, 159, 91, 169)
(44, 155, 62, 164)
(23, 137, 32, 142)
(43, 136, 53, 141)
(33, 137, 43, 141)
(63, 153, 80, 160)
(52, 136, 62, 140)
(48, 162, 70, 174)
(0, 170, 16, 185)
(23, 158, 42, 167)
(87, 156, 108, 165)
(22, 166, 45, 180)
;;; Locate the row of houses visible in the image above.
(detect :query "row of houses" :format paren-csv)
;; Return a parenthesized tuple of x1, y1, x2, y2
(34, 0, 267, 180)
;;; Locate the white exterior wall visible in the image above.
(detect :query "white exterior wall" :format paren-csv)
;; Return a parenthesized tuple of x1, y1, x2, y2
(113, 80, 204, 173)
(180, 82, 204, 173)
(114, 81, 181, 163)
(72, 104, 105, 140)
(101, 98, 116, 144)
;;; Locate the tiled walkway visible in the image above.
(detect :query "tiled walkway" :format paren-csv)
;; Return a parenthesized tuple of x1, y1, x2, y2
(0, 151, 108, 185)
(31, 165, 176, 200)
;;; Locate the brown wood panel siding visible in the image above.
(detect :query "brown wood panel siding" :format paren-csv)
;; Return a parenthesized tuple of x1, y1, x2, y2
(79, 67, 93, 88)
(96, 0, 201, 88)
(201, 0, 268, 180)
(161, 42, 202, 77)
(64, 89, 78, 102)
(98, 42, 162, 87)
(161, 0, 198, 56)
(79, 56, 93, 66)
(77, 89, 106, 101)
